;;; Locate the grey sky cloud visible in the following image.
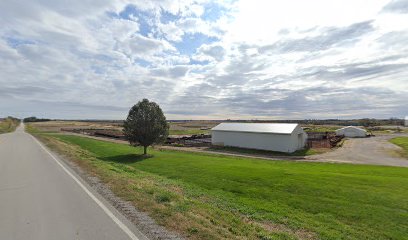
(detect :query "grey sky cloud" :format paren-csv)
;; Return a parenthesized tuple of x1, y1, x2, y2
(150, 66, 190, 78)
(382, 0, 408, 13)
(296, 62, 408, 83)
(0, 86, 50, 97)
(196, 44, 226, 61)
(378, 31, 408, 50)
(212, 86, 405, 118)
(259, 21, 374, 54)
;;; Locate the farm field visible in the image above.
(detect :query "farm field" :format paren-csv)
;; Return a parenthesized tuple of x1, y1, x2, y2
(0, 118, 20, 134)
(301, 125, 340, 132)
(27, 120, 122, 133)
(30, 127, 408, 240)
(390, 137, 408, 158)
(368, 126, 408, 134)
(28, 120, 216, 136)
(168, 121, 218, 135)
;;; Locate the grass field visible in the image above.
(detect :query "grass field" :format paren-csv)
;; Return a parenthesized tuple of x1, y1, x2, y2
(209, 146, 328, 156)
(302, 125, 340, 133)
(32, 131, 408, 240)
(0, 118, 20, 134)
(390, 137, 408, 158)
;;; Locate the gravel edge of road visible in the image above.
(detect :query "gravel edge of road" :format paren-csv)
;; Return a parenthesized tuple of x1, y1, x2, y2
(32, 134, 184, 240)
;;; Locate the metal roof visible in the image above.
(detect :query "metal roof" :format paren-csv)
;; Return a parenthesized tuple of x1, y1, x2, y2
(336, 126, 367, 132)
(211, 123, 299, 134)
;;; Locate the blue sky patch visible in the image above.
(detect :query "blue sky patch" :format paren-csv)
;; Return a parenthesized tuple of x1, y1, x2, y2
(202, 2, 227, 21)
(95, 54, 114, 62)
(160, 9, 181, 24)
(6, 37, 35, 48)
(174, 33, 219, 55)
(190, 59, 210, 65)
(113, 5, 154, 37)
(91, 65, 104, 74)
(135, 59, 151, 67)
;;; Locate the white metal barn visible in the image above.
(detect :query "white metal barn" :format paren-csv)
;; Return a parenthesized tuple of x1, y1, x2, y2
(335, 126, 367, 138)
(211, 123, 307, 153)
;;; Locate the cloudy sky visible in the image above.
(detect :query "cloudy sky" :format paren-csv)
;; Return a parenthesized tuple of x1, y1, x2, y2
(0, 0, 407, 120)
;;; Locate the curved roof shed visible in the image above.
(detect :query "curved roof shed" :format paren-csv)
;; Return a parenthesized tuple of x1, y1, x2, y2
(335, 126, 367, 138)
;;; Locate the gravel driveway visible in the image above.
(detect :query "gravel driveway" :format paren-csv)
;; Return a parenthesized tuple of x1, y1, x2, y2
(307, 134, 408, 167)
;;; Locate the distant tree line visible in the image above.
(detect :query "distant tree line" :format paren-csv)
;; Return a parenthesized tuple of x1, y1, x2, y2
(23, 116, 51, 123)
(3, 116, 20, 122)
(225, 118, 405, 127)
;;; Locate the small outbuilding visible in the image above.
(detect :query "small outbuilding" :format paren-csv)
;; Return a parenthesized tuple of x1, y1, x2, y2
(211, 123, 307, 153)
(335, 126, 367, 138)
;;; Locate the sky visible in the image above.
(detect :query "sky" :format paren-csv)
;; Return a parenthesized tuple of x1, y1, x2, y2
(0, 0, 407, 120)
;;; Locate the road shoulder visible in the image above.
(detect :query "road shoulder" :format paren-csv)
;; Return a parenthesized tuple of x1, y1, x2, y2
(29, 132, 182, 240)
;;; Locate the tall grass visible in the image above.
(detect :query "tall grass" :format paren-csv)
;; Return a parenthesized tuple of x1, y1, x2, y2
(390, 137, 408, 158)
(0, 117, 20, 134)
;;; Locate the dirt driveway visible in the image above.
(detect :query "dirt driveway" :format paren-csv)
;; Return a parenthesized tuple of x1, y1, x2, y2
(307, 134, 408, 167)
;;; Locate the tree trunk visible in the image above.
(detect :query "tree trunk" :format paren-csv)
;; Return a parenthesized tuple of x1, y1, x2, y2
(143, 145, 147, 155)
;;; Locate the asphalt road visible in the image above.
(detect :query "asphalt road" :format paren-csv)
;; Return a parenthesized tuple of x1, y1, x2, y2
(0, 124, 148, 240)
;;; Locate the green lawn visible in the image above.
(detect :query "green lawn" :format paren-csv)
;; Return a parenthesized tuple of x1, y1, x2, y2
(41, 134, 408, 239)
(209, 146, 328, 156)
(390, 137, 408, 158)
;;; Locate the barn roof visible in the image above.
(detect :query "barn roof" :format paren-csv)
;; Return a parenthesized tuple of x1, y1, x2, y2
(211, 123, 299, 135)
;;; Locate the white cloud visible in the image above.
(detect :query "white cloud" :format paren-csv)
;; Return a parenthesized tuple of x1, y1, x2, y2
(0, 0, 407, 119)
(124, 34, 175, 55)
(158, 21, 185, 42)
(193, 43, 225, 62)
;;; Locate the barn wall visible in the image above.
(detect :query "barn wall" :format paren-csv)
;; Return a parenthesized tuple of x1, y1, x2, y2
(289, 125, 307, 149)
(211, 131, 300, 153)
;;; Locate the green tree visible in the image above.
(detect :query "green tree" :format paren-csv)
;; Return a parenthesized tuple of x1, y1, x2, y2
(123, 99, 169, 155)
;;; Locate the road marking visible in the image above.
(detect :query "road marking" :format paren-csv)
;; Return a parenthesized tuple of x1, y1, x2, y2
(30, 135, 143, 240)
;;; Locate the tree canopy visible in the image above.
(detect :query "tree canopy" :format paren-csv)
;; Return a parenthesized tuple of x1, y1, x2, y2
(123, 99, 169, 155)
